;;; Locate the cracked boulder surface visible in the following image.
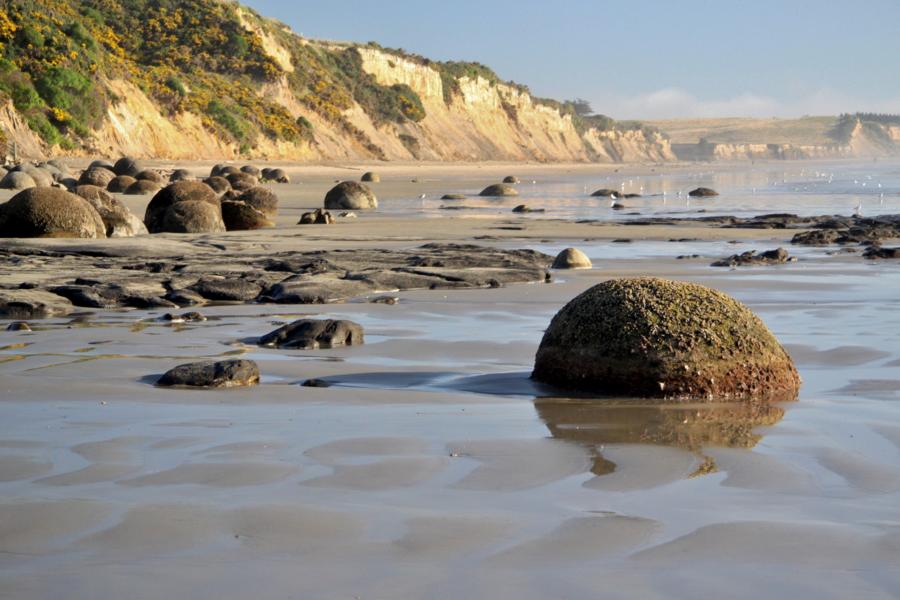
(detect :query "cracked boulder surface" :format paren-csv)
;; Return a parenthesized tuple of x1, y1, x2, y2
(0, 239, 552, 314)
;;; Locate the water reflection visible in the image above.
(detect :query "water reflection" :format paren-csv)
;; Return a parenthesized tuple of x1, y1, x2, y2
(534, 397, 785, 478)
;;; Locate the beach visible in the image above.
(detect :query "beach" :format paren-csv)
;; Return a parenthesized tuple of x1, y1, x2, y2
(1, 160, 900, 599)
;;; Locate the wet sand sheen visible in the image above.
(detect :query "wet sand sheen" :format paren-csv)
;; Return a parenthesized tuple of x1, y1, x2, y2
(1, 161, 899, 598)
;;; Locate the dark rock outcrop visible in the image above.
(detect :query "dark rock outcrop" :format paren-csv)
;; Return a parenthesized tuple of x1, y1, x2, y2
(298, 208, 333, 224)
(711, 248, 795, 267)
(689, 187, 719, 197)
(258, 318, 364, 349)
(156, 359, 260, 388)
(479, 183, 518, 197)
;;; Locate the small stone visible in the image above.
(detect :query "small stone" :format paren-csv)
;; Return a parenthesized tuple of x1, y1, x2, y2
(301, 378, 331, 388)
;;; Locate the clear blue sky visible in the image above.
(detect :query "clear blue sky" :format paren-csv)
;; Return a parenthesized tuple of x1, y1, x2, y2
(243, 0, 900, 119)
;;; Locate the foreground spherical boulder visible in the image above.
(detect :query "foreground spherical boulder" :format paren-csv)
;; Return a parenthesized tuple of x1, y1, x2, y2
(551, 248, 592, 269)
(531, 277, 800, 401)
(324, 181, 377, 210)
(156, 359, 259, 388)
(480, 183, 519, 197)
(0, 188, 105, 238)
(145, 181, 219, 233)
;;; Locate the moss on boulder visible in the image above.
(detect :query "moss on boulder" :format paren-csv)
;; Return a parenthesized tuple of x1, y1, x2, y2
(532, 277, 800, 401)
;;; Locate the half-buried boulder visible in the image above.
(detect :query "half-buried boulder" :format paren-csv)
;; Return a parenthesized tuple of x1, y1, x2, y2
(78, 167, 116, 188)
(258, 318, 364, 349)
(107, 175, 136, 193)
(531, 277, 800, 401)
(145, 181, 219, 233)
(74, 185, 147, 237)
(156, 359, 259, 388)
(479, 183, 518, 197)
(503, 175, 520, 184)
(226, 172, 258, 192)
(221, 200, 273, 231)
(237, 186, 278, 217)
(361, 171, 380, 183)
(203, 176, 231, 194)
(159, 199, 225, 234)
(324, 181, 377, 210)
(124, 179, 161, 195)
(689, 187, 719, 197)
(551, 248, 592, 269)
(0, 171, 36, 190)
(0, 187, 105, 238)
(113, 157, 142, 177)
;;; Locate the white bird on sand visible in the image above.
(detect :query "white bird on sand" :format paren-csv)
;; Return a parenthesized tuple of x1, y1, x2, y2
(419, 194, 427, 199)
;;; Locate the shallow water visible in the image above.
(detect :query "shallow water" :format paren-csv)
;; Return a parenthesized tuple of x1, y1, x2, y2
(376, 160, 900, 222)
(1, 162, 900, 598)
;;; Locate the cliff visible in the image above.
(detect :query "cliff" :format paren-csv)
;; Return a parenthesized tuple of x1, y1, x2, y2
(0, 0, 672, 163)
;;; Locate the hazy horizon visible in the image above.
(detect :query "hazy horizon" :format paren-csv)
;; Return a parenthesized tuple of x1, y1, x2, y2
(243, 0, 900, 121)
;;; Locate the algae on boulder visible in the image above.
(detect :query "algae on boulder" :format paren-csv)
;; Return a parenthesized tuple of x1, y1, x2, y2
(0, 188, 106, 239)
(531, 277, 800, 401)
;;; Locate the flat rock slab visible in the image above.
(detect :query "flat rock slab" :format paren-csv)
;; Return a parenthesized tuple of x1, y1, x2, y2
(0, 242, 552, 315)
(258, 319, 364, 349)
(156, 359, 260, 388)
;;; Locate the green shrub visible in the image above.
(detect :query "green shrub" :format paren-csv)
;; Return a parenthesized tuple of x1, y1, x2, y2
(25, 111, 63, 146)
(165, 76, 187, 96)
(206, 99, 254, 146)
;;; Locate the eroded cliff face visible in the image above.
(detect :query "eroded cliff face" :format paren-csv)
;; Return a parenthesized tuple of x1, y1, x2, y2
(3, 32, 674, 163)
(354, 48, 675, 163)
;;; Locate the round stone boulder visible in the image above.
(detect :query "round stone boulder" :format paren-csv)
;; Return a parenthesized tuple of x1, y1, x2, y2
(107, 175, 136, 193)
(323, 181, 377, 210)
(689, 187, 719, 197)
(160, 199, 226, 234)
(203, 176, 232, 194)
(258, 318, 364, 349)
(502, 175, 520, 184)
(361, 171, 380, 183)
(226, 172, 258, 192)
(156, 359, 260, 388)
(0, 187, 105, 238)
(240, 165, 260, 177)
(263, 168, 289, 183)
(124, 179, 161, 195)
(531, 277, 801, 401)
(169, 168, 192, 183)
(88, 160, 115, 172)
(0, 171, 36, 190)
(221, 200, 273, 231)
(135, 169, 163, 184)
(237, 186, 278, 217)
(551, 248, 592, 269)
(113, 157, 142, 177)
(79, 167, 116, 188)
(144, 181, 219, 233)
(75, 186, 147, 238)
(479, 183, 519, 197)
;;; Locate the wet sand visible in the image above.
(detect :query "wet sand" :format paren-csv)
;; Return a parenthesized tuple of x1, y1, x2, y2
(1, 161, 900, 598)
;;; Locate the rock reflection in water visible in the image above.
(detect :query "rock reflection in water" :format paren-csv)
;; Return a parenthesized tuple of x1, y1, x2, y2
(534, 398, 785, 479)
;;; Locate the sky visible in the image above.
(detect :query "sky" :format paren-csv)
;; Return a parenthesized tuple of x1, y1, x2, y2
(243, 0, 900, 120)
